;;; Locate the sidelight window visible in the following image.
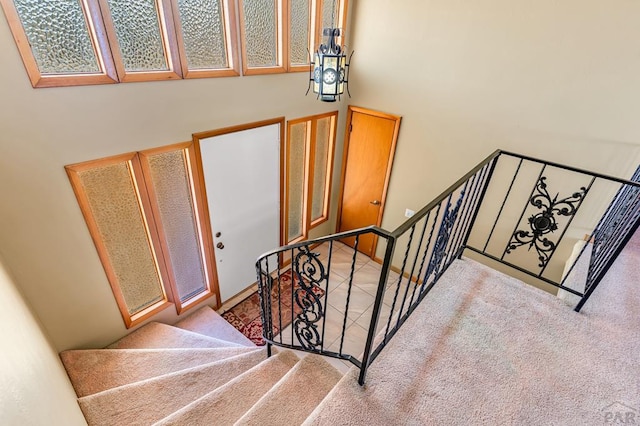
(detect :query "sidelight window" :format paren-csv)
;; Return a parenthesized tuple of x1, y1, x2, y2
(284, 111, 337, 243)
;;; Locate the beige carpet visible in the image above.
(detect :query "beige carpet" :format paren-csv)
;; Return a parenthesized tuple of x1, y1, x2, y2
(236, 354, 344, 426)
(304, 234, 640, 425)
(61, 347, 259, 397)
(154, 350, 300, 426)
(62, 234, 639, 425)
(62, 307, 344, 425)
(107, 322, 246, 349)
(78, 349, 267, 425)
(174, 305, 256, 347)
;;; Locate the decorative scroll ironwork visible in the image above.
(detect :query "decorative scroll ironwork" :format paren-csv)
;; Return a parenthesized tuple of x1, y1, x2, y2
(586, 168, 640, 291)
(506, 177, 588, 268)
(423, 188, 466, 284)
(292, 246, 326, 350)
(257, 269, 274, 341)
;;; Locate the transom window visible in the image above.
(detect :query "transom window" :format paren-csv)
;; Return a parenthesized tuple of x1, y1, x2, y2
(0, 0, 347, 87)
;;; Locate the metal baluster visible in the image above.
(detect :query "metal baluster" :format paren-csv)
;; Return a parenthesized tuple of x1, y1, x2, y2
(447, 174, 478, 261)
(320, 240, 334, 353)
(459, 157, 499, 257)
(394, 224, 416, 330)
(452, 166, 487, 259)
(440, 179, 471, 268)
(484, 158, 522, 252)
(501, 164, 546, 260)
(576, 205, 640, 312)
(275, 254, 283, 344)
(422, 193, 453, 286)
(457, 166, 487, 249)
(417, 205, 441, 296)
(358, 236, 395, 385)
(339, 235, 359, 356)
(290, 248, 295, 346)
(407, 211, 431, 309)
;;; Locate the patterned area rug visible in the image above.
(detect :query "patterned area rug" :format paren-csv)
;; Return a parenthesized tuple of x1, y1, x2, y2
(222, 269, 324, 345)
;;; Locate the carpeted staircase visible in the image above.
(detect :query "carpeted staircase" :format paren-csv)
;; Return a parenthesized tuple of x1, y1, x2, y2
(61, 232, 640, 425)
(61, 307, 343, 425)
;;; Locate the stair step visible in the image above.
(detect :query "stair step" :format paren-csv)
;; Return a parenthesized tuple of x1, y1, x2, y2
(174, 306, 255, 347)
(235, 354, 343, 426)
(61, 347, 260, 397)
(107, 322, 245, 349)
(153, 350, 299, 426)
(78, 349, 267, 425)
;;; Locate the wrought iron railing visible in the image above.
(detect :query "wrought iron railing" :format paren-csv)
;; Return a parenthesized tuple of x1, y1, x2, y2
(256, 150, 640, 385)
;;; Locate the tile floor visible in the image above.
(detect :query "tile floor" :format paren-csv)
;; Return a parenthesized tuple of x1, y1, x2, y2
(274, 241, 409, 374)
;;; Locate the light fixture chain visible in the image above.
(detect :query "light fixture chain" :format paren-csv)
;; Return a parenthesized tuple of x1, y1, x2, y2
(331, 0, 336, 28)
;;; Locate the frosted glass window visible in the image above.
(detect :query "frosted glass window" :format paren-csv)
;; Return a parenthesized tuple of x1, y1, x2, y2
(176, 0, 227, 69)
(290, 0, 310, 65)
(78, 162, 164, 315)
(321, 0, 338, 29)
(285, 112, 337, 242)
(311, 116, 332, 221)
(106, 0, 168, 71)
(13, 0, 99, 74)
(288, 122, 308, 241)
(242, 0, 278, 67)
(146, 150, 208, 302)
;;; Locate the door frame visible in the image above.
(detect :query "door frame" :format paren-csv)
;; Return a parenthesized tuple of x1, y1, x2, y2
(336, 106, 402, 257)
(192, 117, 285, 304)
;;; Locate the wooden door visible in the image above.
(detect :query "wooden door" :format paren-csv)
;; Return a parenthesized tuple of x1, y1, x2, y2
(195, 119, 283, 303)
(338, 107, 401, 257)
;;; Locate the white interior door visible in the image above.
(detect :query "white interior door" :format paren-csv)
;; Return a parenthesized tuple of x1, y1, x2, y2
(199, 123, 280, 302)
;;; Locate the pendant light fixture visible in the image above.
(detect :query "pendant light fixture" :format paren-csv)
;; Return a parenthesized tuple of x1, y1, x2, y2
(306, 0, 352, 102)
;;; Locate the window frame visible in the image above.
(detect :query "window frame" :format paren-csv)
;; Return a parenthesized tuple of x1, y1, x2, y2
(66, 144, 221, 327)
(97, 0, 183, 82)
(65, 152, 175, 328)
(287, 0, 316, 72)
(169, 0, 240, 78)
(237, 0, 287, 75)
(0, 0, 118, 87)
(1, 0, 347, 86)
(283, 110, 338, 244)
(284, 117, 312, 244)
(138, 142, 219, 314)
(308, 111, 337, 227)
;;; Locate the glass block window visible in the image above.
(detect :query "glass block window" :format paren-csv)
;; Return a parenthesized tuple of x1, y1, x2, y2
(240, 0, 279, 68)
(104, 0, 169, 72)
(285, 111, 337, 243)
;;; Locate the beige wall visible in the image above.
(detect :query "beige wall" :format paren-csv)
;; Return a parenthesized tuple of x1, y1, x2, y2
(3, 0, 640, 353)
(348, 0, 640, 238)
(0, 6, 349, 351)
(0, 255, 86, 425)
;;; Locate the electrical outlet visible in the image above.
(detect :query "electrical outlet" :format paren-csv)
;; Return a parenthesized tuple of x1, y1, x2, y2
(405, 208, 415, 218)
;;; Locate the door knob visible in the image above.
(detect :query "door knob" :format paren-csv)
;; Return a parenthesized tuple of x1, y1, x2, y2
(216, 242, 224, 249)
(215, 232, 222, 238)
(370, 200, 381, 205)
